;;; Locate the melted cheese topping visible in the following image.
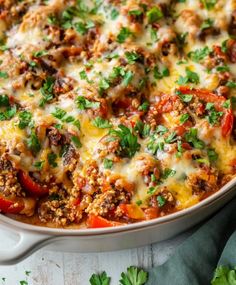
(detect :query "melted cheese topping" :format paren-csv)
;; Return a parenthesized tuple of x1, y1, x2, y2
(0, 0, 235, 226)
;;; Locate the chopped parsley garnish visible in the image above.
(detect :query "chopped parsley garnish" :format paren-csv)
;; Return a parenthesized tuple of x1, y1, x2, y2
(201, 0, 216, 10)
(76, 96, 100, 110)
(216, 65, 230, 73)
(34, 160, 45, 170)
(39, 77, 55, 107)
(27, 131, 41, 154)
(120, 266, 148, 285)
(146, 7, 163, 23)
(110, 8, 119, 20)
(201, 18, 214, 30)
(223, 99, 231, 109)
(51, 107, 66, 120)
(162, 168, 176, 179)
(0, 105, 17, 121)
(89, 271, 111, 285)
(33, 50, 48, 57)
(176, 91, 193, 103)
(0, 94, 9, 107)
(138, 102, 149, 111)
(226, 81, 236, 88)
(117, 27, 133, 43)
(177, 68, 200, 85)
(0, 71, 8, 79)
(157, 195, 166, 207)
(79, 70, 92, 83)
(153, 66, 169, 80)
(205, 103, 223, 125)
(109, 125, 141, 158)
(71, 135, 82, 148)
(18, 110, 32, 129)
(207, 148, 218, 162)
(184, 128, 205, 149)
(47, 152, 57, 167)
(188, 46, 211, 62)
(103, 158, 113, 169)
(180, 113, 189, 124)
(92, 117, 112, 128)
(122, 70, 133, 86)
(125, 51, 141, 64)
(165, 131, 177, 143)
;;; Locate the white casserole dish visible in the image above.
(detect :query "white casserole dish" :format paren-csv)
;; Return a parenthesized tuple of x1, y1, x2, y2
(0, 177, 235, 265)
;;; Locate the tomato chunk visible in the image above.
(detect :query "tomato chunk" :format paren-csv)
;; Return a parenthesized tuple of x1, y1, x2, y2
(18, 171, 49, 197)
(87, 215, 125, 228)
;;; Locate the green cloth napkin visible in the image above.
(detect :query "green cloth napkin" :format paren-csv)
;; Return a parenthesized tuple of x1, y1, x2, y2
(147, 197, 236, 285)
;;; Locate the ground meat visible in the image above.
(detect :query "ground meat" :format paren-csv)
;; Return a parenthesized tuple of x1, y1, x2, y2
(0, 155, 23, 197)
(186, 171, 218, 195)
(47, 127, 62, 146)
(228, 10, 236, 36)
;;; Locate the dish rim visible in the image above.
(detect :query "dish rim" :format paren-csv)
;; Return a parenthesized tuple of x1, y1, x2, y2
(0, 177, 235, 236)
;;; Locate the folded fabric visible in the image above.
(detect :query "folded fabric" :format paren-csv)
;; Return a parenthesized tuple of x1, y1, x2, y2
(147, 198, 236, 285)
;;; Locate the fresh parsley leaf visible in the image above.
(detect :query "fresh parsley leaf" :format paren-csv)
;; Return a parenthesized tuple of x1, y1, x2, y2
(117, 27, 132, 43)
(111, 8, 119, 20)
(138, 102, 149, 111)
(207, 148, 218, 162)
(103, 158, 113, 169)
(176, 91, 193, 103)
(157, 195, 166, 207)
(33, 50, 48, 57)
(0, 71, 8, 79)
(211, 265, 236, 285)
(177, 68, 200, 85)
(125, 51, 140, 64)
(34, 161, 44, 170)
(165, 132, 177, 143)
(188, 46, 211, 62)
(122, 70, 133, 86)
(18, 110, 32, 129)
(226, 81, 236, 88)
(76, 96, 100, 110)
(162, 168, 176, 179)
(89, 271, 111, 285)
(201, 18, 214, 30)
(71, 136, 82, 148)
(47, 152, 57, 167)
(146, 7, 163, 23)
(0, 94, 9, 107)
(201, 0, 217, 10)
(51, 107, 66, 120)
(39, 77, 55, 107)
(184, 128, 205, 149)
(92, 117, 112, 128)
(0, 105, 17, 121)
(120, 266, 148, 285)
(153, 66, 169, 79)
(27, 131, 41, 154)
(205, 103, 223, 125)
(180, 113, 189, 124)
(109, 125, 141, 158)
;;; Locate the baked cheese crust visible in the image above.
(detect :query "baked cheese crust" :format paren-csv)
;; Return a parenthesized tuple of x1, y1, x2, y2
(0, 0, 235, 228)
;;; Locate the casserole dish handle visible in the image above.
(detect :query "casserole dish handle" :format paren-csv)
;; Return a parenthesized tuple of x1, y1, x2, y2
(0, 223, 52, 265)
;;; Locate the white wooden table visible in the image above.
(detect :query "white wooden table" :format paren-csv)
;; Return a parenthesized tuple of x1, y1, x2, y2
(0, 228, 194, 285)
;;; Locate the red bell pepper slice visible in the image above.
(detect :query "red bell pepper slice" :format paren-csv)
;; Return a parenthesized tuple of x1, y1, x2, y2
(87, 215, 125, 228)
(18, 170, 49, 197)
(0, 195, 24, 214)
(177, 86, 234, 137)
